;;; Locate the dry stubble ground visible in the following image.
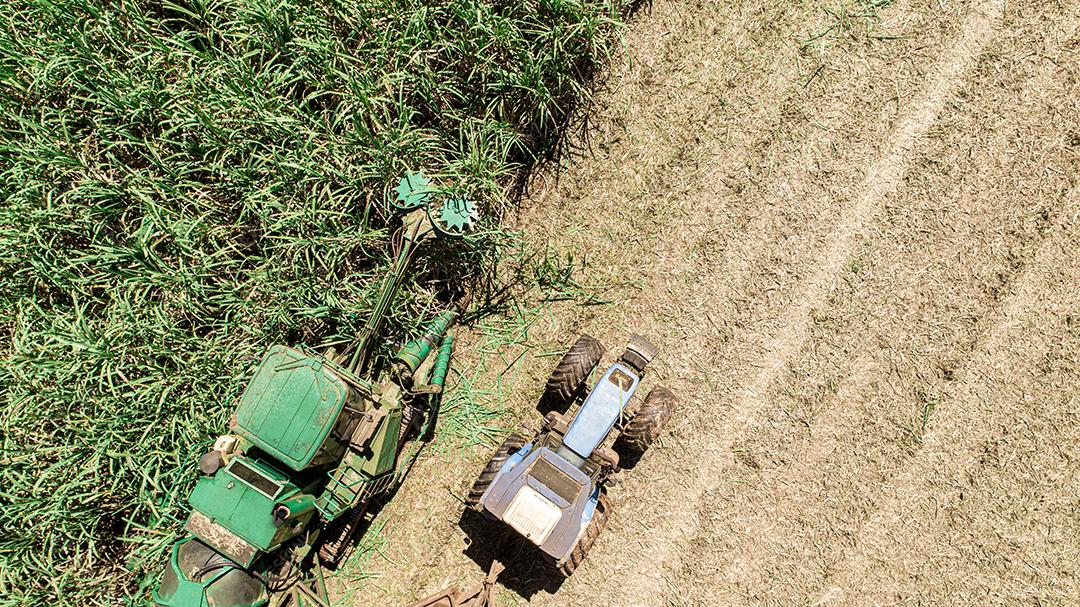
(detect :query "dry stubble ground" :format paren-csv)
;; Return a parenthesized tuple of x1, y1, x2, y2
(332, 0, 1079, 604)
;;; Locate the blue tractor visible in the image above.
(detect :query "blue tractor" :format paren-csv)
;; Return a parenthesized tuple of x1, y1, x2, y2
(465, 334, 676, 575)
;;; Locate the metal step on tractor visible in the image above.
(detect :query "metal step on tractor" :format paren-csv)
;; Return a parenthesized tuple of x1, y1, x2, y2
(465, 334, 676, 576)
(152, 172, 478, 607)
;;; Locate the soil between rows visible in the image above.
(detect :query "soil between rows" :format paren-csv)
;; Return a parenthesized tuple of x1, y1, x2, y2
(333, 0, 1080, 604)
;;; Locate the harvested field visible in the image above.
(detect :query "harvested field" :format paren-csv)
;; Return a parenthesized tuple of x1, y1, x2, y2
(346, 0, 1080, 604)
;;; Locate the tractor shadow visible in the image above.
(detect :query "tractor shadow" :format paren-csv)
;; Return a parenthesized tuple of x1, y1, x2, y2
(457, 508, 568, 599)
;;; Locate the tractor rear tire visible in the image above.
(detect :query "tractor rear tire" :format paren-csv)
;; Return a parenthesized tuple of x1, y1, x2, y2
(466, 433, 526, 509)
(539, 334, 604, 415)
(614, 387, 676, 468)
(557, 492, 610, 577)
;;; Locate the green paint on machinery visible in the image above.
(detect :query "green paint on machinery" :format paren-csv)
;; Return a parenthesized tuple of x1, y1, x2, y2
(393, 171, 478, 237)
(439, 197, 479, 234)
(153, 173, 475, 607)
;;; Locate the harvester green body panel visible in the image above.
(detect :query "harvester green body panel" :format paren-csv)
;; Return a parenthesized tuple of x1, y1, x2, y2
(314, 405, 401, 520)
(187, 456, 311, 555)
(234, 346, 349, 471)
(363, 404, 401, 476)
(154, 184, 473, 606)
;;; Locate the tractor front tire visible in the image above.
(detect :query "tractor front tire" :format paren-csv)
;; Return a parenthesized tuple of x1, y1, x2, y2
(614, 387, 676, 468)
(539, 334, 604, 415)
(466, 433, 526, 509)
(557, 492, 610, 577)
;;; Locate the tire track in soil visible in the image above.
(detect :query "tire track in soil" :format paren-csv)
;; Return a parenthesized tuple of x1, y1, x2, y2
(596, 1, 1006, 604)
(680, 8, 1080, 603)
(519, 8, 930, 604)
(519, 0, 978, 603)
(350, 0, 878, 601)
(815, 185, 1080, 604)
(341, 0, 1070, 604)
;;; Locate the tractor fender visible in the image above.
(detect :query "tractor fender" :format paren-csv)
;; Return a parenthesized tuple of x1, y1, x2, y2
(576, 486, 601, 539)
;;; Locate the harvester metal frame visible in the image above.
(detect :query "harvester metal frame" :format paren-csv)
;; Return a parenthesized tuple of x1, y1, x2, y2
(153, 173, 475, 607)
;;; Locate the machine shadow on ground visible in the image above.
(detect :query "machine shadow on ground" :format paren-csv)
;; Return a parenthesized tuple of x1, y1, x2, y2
(457, 508, 568, 600)
(352, 388, 572, 601)
(327, 407, 435, 573)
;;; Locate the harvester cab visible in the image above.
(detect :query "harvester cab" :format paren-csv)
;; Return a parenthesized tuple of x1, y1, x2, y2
(153, 172, 477, 607)
(464, 334, 676, 576)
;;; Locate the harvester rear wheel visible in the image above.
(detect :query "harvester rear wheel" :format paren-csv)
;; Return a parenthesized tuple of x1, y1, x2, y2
(613, 387, 676, 468)
(539, 334, 604, 415)
(557, 491, 610, 577)
(466, 433, 525, 508)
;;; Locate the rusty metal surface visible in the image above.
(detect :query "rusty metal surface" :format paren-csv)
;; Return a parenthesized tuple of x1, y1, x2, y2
(530, 456, 581, 503)
(408, 561, 504, 607)
(185, 510, 258, 567)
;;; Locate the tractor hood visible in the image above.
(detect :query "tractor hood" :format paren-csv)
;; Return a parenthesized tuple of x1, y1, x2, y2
(480, 446, 592, 563)
(233, 346, 351, 471)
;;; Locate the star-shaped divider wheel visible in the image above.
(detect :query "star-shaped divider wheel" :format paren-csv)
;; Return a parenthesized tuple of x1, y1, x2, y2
(439, 197, 479, 233)
(394, 171, 433, 210)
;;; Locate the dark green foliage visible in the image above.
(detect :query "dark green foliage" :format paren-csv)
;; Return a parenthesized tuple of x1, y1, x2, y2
(0, 0, 628, 602)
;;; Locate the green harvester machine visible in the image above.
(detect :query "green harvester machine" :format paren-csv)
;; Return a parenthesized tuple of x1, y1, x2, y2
(153, 173, 477, 607)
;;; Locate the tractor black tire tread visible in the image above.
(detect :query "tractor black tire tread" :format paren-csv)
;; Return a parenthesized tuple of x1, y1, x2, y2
(614, 387, 676, 467)
(466, 433, 526, 508)
(540, 334, 605, 415)
(557, 492, 610, 577)
(318, 505, 366, 569)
